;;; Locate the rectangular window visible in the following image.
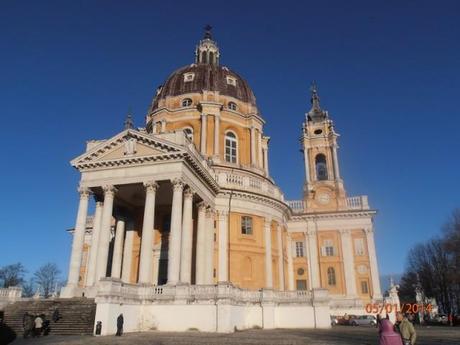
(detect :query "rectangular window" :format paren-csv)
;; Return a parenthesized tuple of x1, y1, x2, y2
(321, 239, 335, 256)
(354, 238, 365, 256)
(241, 216, 253, 235)
(295, 241, 304, 257)
(296, 280, 307, 291)
(361, 280, 369, 294)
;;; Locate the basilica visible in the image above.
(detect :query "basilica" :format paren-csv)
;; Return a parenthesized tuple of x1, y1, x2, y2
(61, 28, 382, 334)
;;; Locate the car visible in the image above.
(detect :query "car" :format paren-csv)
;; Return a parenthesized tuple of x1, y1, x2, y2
(349, 315, 377, 326)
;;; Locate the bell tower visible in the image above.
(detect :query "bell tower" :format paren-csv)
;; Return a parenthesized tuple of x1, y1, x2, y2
(301, 83, 347, 211)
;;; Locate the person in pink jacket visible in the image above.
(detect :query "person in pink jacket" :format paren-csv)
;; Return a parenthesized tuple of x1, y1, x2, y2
(379, 318, 403, 345)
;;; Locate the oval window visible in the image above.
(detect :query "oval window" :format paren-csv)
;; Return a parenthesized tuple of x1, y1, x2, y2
(314, 129, 323, 135)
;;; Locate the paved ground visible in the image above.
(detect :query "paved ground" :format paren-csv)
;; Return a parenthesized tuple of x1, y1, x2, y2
(7, 326, 460, 345)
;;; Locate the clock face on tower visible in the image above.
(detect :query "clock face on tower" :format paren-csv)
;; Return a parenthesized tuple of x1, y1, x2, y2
(317, 192, 331, 205)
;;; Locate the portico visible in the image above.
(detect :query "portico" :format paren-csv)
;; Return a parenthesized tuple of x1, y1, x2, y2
(61, 129, 219, 297)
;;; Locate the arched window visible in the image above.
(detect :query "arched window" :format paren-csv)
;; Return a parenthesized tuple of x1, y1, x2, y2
(209, 51, 214, 65)
(327, 267, 336, 286)
(183, 127, 193, 142)
(182, 98, 192, 107)
(201, 51, 207, 64)
(225, 131, 238, 163)
(228, 101, 237, 111)
(315, 154, 328, 180)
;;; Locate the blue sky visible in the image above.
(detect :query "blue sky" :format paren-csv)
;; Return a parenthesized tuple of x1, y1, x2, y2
(1, 0, 459, 281)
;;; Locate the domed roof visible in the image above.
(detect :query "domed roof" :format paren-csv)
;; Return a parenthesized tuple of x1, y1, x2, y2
(151, 64, 257, 110)
(150, 27, 257, 112)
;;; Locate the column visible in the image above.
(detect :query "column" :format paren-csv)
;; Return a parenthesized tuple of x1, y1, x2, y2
(138, 181, 158, 284)
(204, 208, 215, 284)
(306, 230, 321, 288)
(258, 130, 263, 168)
(180, 188, 194, 284)
(332, 145, 340, 179)
(276, 224, 285, 291)
(86, 200, 103, 287)
(121, 221, 135, 283)
(218, 210, 229, 282)
(263, 147, 269, 175)
(340, 229, 357, 296)
(303, 142, 310, 183)
(167, 178, 184, 285)
(366, 227, 383, 299)
(66, 187, 91, 286)
(214, 115, 220, 157)
(200, 113, 207, 155)
(111, 218, 125, 279)
(161, 119, 166, 133)
(96, 185, 117, 281)
(286, 234, 295, 290)
(264, 218, 273, 289)
(250, 126, 256, 165)
(195, 202, 207, 284)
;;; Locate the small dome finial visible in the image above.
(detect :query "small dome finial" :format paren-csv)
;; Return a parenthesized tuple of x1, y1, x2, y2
(310, 81, 321, 111)
(124, 108, 134, 130)
(307, 81, 328, 122)
(204, 24, 213, 39)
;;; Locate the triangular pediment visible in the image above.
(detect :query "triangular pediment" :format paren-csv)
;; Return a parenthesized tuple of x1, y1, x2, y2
(71, 129, 184, 170)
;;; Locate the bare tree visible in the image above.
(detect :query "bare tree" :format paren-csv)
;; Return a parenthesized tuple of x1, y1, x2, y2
(33, 263, 61, 298)
(0, 263, 26, 288)
(401, 209, 460, 316)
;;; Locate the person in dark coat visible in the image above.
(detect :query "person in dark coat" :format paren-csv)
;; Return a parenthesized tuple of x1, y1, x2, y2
(116, 313, 124, 336)
(22, 312, 34, 338)
(52, 308, 60, 323)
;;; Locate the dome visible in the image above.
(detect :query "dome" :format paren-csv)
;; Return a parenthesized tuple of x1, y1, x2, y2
(150, 27, 257, 112)
(150, 64, 257, 111)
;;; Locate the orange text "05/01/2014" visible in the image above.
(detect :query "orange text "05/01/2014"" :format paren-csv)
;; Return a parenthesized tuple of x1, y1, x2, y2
(365, 303, 433, 314)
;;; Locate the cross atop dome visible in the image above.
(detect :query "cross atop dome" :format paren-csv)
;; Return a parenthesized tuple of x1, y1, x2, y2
(195, 25, 220, 66)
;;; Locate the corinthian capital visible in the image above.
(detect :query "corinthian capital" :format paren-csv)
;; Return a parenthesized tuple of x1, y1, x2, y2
(171, 178, 184, 192)
(78, 186, 91, 198)
(103, 185, 118, 197)
(364, 227, 374, 235)
(144, 180, 159, 193)
(184, 187, 195, 199)
(339, 229, 351, 235)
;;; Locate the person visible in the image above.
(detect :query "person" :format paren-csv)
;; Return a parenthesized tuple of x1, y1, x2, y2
(395, 312, 417, 345)
(116, 313, 124, 336)
(379, 318, 403, 345)
(22, 312, 34, 338)
(52, 307, 60, 323)
(34, 314, 44, 337)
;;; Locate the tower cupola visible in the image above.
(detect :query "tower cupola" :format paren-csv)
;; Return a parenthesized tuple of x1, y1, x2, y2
(195, 25, 220, 66)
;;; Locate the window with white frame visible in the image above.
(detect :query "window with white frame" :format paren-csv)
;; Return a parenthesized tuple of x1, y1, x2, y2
(228, 101, 237, 111)
(354, 238, 365, 256)
(295, 241, 304, 257)
(183, 72, 195, 82)
(183, 127, 193, 142)
(241, 216, 253, 235)
(225, 131, 237, 163)
(181, 98, 192, 107)
(321, 239, 335, 256)
(226, 76, 237, 86)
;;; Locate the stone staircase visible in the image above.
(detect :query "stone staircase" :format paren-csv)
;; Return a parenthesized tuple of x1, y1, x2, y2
(2, 298, 96, 336)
